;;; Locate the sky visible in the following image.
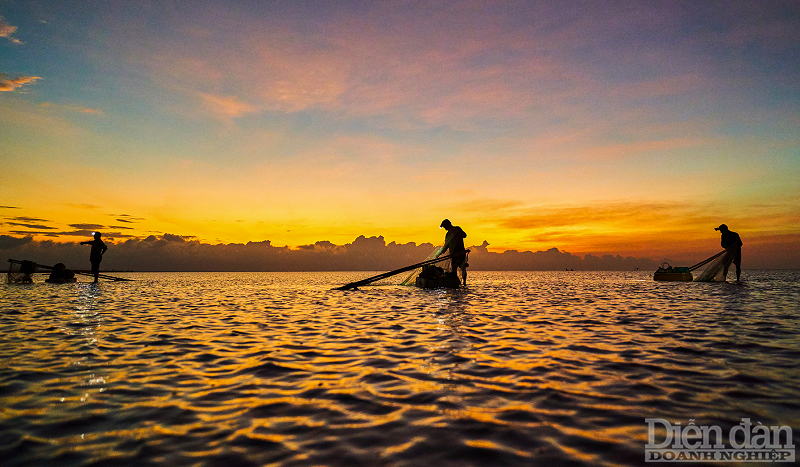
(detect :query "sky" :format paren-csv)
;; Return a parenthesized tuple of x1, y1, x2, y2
(2, 0, 799, 268)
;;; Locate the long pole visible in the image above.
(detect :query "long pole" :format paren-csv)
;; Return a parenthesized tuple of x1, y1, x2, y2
(7, 259, 133, 282)
(334, 250, 469, 290)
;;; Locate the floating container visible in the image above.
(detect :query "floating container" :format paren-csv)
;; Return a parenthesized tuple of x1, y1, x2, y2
(414, 264, 463, 289)
(653, 263, 693, 282)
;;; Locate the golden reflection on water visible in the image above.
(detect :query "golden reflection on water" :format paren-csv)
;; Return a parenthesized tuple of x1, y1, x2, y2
(0, 271, 798, 467)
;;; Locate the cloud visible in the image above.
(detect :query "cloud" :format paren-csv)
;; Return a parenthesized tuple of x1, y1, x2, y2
(0, 235, 32, 249)
(1, 206, 21, 209)
(1, 224, 798, 271)
(0, 233, 658, 272)
(492, 201, 694, 230)
(67, 204, 102, 210)
(50, 229, 137, 239)
(114, 215, 146, 223)
(6, 222, 57, 230)
(161, 233, 194, 242)
(39, 102, 103, 114)
(199, 93, 256, 118)
(115, 4, 580, 126)
(6, 216, 51, 223)
(101, 0, 798, 145)
(0, 16, 22, 44)
(0, 74, 41, 92)
(442, 197, 800, 260)
(611, 74, 705, 100)
(69, 224, 107, 230)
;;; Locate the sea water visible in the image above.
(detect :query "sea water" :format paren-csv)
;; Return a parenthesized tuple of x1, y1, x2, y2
(1, 271, 799, 466)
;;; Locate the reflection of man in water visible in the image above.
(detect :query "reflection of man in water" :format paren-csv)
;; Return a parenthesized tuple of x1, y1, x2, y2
(81, 232, 108, 283)
(437, 219, 468, 285)
(715, 224, 742, 281)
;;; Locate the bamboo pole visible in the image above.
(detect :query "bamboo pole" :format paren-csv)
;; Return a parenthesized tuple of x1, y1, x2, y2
(334, 250, 469, 290)
(7, 259, 133, 282)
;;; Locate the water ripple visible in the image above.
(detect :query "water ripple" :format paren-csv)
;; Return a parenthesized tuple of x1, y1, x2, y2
(1, 271, 799, 466)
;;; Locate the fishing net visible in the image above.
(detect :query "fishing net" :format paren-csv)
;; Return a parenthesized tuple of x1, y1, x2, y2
(6, 260, 36, 284)
(400, 245, 468, 286)
(693, 248, 737, 282)
(400, 245, 445, 285)
(334, 246, 469, 290)
(6, 271, 27, 283)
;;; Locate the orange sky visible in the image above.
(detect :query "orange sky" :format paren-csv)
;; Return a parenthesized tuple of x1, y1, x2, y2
(2, 2, 799, 266)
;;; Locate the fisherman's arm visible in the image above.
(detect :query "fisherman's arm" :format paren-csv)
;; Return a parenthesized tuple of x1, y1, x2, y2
(437, 238, 452, 258)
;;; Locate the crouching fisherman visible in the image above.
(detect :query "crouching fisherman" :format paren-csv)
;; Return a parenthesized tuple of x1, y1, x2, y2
(7, 260, 36, 283)
(46, 263, 76, 283)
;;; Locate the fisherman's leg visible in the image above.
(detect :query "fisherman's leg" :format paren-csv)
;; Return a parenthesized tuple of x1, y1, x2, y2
(451, 255, 461, 274)
(461, 266, 467, 285)
(91, 261, 100, 283)
(451, 255, 467, 274)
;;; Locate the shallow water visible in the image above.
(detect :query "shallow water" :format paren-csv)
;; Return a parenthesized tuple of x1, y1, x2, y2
(1, 271, 799, 466)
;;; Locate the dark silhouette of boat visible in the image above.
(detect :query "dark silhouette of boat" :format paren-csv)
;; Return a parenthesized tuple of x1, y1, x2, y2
(414, 264, 462, 288)
(334, 251, 469, 290)
(7, 259, 132, 283)
(652, 250, 728, 282)
(653, 262, 693, 281)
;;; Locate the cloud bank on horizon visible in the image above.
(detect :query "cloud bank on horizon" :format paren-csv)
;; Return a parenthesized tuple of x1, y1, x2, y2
(1, 1, 799, 265)
(1, 232, 797, 272)
(0, 233, 676, 272)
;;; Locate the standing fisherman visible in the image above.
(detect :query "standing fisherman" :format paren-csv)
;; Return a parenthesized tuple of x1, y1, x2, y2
(715, 224, 743, 281)
(81, 232, 108, 283)
(437, 219, 468, 286)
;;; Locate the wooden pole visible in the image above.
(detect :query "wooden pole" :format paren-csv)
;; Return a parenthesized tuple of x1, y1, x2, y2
(7, 259, 134, 282)
(334, 250, 470, 290)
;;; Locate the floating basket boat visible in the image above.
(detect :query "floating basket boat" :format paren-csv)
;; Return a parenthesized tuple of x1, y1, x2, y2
(653, 262, 693, 281)
(414, 264, 462, 289)
(7, 259, 133, 283)
(652, 250, 731, 282)
(334, 250, 469, 290)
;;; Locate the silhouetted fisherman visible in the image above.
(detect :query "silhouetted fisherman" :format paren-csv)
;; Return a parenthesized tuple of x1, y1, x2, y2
(47, 263, 75, 283)
(81, 232, 107, 283)
(437, 219, 468, 285)
(715, 224, 743, 281)
(18, 260, 35, 283)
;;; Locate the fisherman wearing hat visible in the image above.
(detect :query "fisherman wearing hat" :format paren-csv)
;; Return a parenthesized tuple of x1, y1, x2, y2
(81, 232, 108, 283)
(437, 219, 468, 286)
(715, 224, 743, 281)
